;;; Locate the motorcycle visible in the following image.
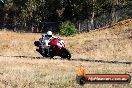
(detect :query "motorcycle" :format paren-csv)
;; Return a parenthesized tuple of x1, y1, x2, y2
(34, 38, 71, 60)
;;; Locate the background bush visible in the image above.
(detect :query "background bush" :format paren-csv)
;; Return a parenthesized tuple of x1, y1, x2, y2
(59, 21, 77, 36)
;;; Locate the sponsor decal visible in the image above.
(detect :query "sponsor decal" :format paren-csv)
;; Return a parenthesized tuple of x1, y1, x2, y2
(76, 65, 131, 85)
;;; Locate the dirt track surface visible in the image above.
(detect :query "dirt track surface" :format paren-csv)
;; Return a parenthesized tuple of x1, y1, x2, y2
(0, 19, 132, 87)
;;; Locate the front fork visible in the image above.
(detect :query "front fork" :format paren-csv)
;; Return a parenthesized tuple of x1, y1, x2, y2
(36, 47, 48, 57)
(36, 46, 54, 58)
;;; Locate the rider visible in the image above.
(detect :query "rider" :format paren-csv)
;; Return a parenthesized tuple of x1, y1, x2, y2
(39, 31, 59, 56)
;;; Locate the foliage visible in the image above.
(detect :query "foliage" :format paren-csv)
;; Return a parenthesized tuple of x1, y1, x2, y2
(0, 0, 132, 32)
(59, 21, 77, 36)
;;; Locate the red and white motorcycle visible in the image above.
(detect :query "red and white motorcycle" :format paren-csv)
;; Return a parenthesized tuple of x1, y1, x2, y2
(34, 38, 71, 60)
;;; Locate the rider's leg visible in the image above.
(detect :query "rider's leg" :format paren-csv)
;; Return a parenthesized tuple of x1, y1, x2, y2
(44, 40, 49, 56)
(44, 46, 50, 56)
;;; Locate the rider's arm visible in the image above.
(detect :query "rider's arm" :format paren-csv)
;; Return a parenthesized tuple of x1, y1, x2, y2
(39, 38, 45, 45)
(52, 35, 60, 40)
(39, 38, 43, 43)
(42, 36, 50, 46)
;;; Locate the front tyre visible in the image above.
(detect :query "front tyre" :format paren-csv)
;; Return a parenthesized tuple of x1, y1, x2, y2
(61, 48, 71, 60)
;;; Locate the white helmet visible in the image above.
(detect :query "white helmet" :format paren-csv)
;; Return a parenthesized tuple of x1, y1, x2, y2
(46, 31, 52, 38)
(47, 31, 52, 36)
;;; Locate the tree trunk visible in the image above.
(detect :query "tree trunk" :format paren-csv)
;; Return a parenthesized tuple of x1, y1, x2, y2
(111, 0, 119, 24)
(78, 21, 81, 33)
(111, 6, 116, 23)
(91, 11, 94, 29)
(90, 0, 95, 30)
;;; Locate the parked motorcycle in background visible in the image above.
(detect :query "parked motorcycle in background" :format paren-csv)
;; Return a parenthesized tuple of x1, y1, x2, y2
(34, 38, 71, 60)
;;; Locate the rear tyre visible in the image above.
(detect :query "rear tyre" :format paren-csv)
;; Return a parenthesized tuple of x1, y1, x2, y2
(61, 48, 71, 60)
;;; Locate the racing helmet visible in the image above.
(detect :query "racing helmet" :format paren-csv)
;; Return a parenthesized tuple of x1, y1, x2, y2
(46, 31, 52, 37)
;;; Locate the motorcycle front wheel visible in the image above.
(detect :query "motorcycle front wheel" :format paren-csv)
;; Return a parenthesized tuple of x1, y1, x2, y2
(61, 48, 71, 60)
